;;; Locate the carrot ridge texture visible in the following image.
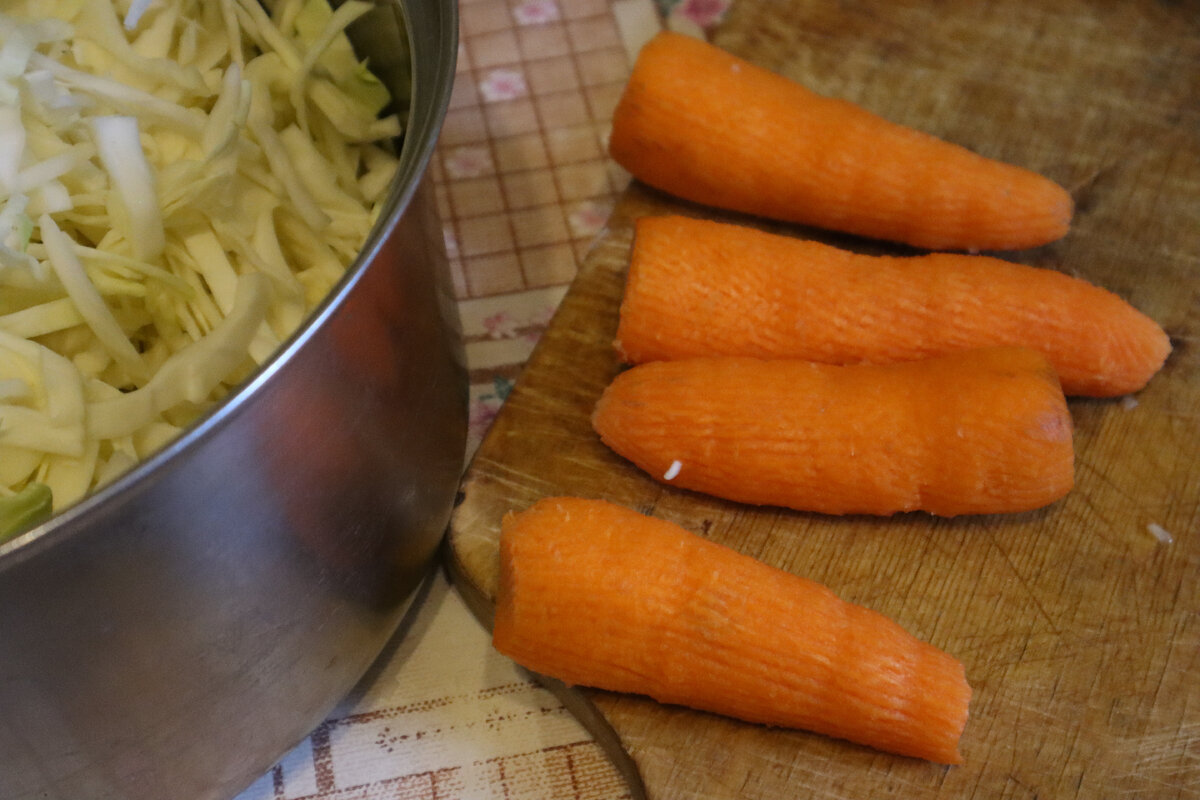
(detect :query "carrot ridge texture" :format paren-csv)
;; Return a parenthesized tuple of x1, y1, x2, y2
(615, 216, 1171, 397)
(609, 32, 1073, 251)
(493, 497, 972, 763)
(592, 348, 1074, 517)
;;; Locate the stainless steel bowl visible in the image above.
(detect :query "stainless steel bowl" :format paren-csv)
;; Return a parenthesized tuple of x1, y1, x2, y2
(0, 2, 463, 798)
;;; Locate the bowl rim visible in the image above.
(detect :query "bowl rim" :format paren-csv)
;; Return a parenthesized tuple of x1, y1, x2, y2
(0, 0, 461, 565)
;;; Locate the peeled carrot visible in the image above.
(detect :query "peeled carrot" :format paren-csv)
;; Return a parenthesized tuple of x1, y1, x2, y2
(609, 32, 1073, 251)
(592, 348, 1074, 516)
(493, 496, 972, 763)
(615, 215, 1171, 397)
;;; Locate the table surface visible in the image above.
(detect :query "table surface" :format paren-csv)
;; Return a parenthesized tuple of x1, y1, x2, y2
(240, 0, 1199, 798)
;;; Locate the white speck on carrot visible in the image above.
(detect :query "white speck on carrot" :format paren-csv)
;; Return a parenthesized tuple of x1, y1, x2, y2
(664, 460, 683, 480)
(1147, 523, 1173, 544)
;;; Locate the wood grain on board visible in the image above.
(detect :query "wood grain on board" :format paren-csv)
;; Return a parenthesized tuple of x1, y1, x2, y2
(446, 1, 1200, 798)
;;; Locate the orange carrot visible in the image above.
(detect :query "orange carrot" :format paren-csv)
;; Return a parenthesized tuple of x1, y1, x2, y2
(592, 348, 1074, 516)
(609, 32, 1073, 251)
(615, 215, 1171, 397)
(493, 496, 972, 763)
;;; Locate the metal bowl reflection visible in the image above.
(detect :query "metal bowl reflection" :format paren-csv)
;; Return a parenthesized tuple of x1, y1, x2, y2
(0, 2, 463, 798)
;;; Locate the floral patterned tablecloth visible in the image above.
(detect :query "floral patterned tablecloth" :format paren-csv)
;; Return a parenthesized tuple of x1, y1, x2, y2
(234, 1, 728, 798)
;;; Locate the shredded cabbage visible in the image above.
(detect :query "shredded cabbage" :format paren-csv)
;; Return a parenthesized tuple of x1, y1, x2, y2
(0, 0, 406, 542)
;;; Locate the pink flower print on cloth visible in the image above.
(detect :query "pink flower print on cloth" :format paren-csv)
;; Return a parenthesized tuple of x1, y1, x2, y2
(479, 68, 528, 103)
(662, 0, 730, 29)
(568, 200, 612, 239)
(513, 0, 560, 25)
(482, 311, 519, 340)
(444, 146, 494, 179)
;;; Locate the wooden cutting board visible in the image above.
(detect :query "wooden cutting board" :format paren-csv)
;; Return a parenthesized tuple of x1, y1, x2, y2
(446, 1, 1200, 797)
